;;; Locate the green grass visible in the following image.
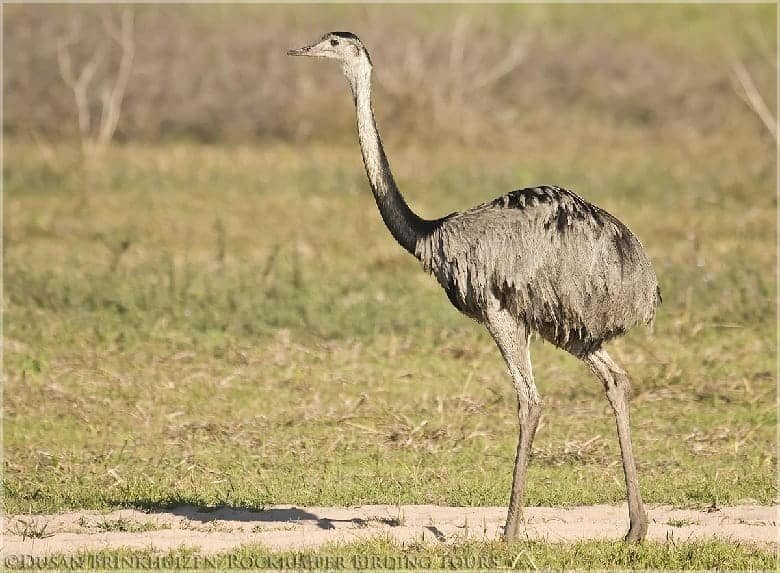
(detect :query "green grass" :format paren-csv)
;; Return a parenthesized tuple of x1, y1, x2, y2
(91, 517, 168, 533)
(7, 516, 55, 541)
(5, 133, 775, 517)
(6, 538, 776, 570)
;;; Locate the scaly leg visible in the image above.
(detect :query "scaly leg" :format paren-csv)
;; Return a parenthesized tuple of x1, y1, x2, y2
(485, 302, 541, 541)
(584, 349, 648, 542)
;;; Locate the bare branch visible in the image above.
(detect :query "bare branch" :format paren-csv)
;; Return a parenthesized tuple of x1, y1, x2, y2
(56, 30, 108, 139)
(469, 37, 528, 93)
(446, 14, 470, 108)
(54, 9, 136, 159)
(101, 9, 124, 46)
(733, 59, 777, 142)
(56, 37, 77, 88)
(747, 22, 776, 67)
(97, 8, 135, 148)
(448, 14, 469, 82)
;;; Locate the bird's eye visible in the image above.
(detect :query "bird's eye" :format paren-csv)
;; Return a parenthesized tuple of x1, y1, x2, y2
(330, 38, 339, 47)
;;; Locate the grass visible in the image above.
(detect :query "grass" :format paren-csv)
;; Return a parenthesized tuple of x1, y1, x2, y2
(5, 135, 775, 517)
(8, 516, 55, 541)
(92, 517, 167, 533)
(5, 538, 776, 570)
(230, 537, 779, 569)
(667, 519, 698, 528)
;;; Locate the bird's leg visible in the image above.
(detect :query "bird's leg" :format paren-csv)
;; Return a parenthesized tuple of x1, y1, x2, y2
(505, 390, 541, 540)
(584, 349, 648, 542)
(484, 305, 541, 541)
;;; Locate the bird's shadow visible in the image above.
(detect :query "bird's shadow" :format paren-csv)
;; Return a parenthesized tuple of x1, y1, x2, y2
(123, 500, 400, 531)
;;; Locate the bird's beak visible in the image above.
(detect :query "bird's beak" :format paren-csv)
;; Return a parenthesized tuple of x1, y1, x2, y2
(287, 39, 330, 58)
(288, 39, 330, 57)
(287, 45, 313, 57)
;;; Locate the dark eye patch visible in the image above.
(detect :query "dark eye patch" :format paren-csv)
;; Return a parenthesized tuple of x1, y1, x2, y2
(330, 38, 339, 46)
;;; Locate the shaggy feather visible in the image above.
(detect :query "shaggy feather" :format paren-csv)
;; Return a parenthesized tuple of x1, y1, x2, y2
(415, 186, 660, 356)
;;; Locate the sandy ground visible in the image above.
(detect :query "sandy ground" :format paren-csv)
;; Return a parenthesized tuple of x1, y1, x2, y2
(3, 504, 777, 557)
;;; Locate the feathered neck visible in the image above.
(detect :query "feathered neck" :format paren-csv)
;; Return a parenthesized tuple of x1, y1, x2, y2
(346, 60, 432, 256)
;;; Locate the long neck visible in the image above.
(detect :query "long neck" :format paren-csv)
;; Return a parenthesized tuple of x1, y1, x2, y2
(348, 63, 430, 256)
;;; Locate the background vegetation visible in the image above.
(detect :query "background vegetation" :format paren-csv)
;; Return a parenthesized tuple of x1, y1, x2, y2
(4, 3, 777, 567)
(5, 4, 776, 144)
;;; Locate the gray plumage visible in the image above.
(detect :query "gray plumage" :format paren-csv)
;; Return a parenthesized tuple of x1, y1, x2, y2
(417, 185, 660, 357)
(289, 32, 658, 542)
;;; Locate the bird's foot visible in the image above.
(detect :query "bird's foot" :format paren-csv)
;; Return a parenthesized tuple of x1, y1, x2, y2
(624, 517, 648, 543)
(502, 521, 522, 541)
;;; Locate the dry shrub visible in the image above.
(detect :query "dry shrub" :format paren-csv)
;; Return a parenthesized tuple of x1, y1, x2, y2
(4, 5, 775, 146)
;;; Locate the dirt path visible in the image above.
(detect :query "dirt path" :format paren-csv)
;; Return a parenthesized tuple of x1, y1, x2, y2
(4, 504, 776, 557)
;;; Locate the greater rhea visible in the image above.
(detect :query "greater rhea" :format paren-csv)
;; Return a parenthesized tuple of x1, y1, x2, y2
(288, 31, 660, 542)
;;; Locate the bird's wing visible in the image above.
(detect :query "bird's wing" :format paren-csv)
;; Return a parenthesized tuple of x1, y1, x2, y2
(417, 185, 658, 335)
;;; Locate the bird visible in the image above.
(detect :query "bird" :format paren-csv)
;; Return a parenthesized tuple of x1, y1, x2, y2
(288, 31, 660, 543)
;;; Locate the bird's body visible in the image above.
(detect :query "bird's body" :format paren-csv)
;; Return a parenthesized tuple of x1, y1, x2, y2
(416, 185, 659, 357)
(289, 31, 658, 542)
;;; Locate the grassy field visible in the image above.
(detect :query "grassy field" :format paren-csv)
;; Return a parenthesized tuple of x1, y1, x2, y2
(5, 134, 775, 514)
(3, 3, 777, 568)
(6, 538, 777, 571)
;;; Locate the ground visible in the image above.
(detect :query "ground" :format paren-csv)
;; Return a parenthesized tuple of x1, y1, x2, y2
(6, 504, 777, 556)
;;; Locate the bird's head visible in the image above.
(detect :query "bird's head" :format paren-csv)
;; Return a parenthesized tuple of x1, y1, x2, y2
(288, 32, 372, 83)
